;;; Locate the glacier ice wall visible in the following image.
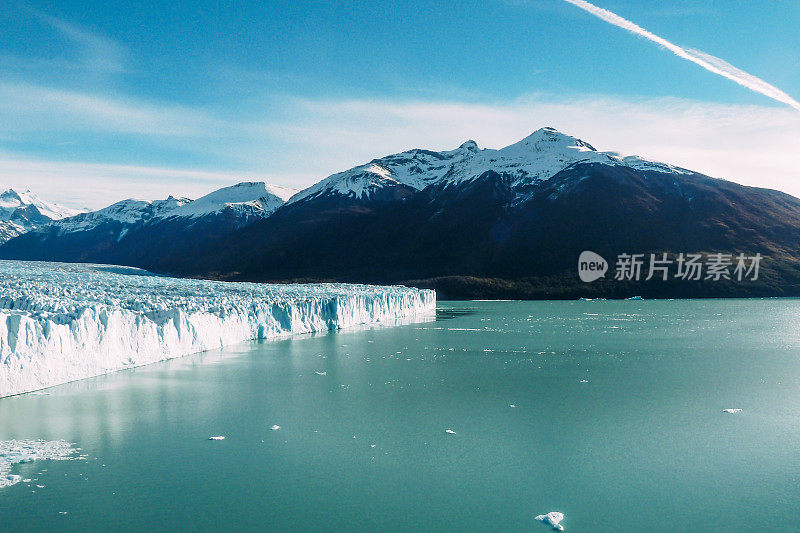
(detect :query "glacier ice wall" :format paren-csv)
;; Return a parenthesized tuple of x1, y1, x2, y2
(0, 261, 435, 397)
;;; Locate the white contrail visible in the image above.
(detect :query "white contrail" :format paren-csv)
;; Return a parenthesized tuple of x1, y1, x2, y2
(561, 0, 800, 111)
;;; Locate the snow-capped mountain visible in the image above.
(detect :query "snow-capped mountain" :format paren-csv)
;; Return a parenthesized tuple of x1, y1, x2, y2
(54, 196, 191, 233)
(4, 128, 800, 299)
(53, 181, 296, 235)
(0, 189, 85, 243)
(0, 181, 297, 266)
(288, 127, 691, 205)
(180, 128, 800, 298)
(165, 182, 296, 220)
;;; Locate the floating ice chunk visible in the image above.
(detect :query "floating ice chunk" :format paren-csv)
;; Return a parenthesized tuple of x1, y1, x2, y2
(579, 379, 589, 383)
(509, 404, 516, 408)
(626, 296, 644, 300)
(0, 439, 80, 488)
(208, 436, 225, 440)
(270, 425, 281, 431)
(445, 429, 456, 435)
(314, 371, 327, 376)
(535, 511, 565, 531)
(722, 408, 742, 414)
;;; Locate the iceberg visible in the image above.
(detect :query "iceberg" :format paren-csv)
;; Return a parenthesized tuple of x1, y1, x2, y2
(0, 260, 435, 397)
(535, 511, 565, 531)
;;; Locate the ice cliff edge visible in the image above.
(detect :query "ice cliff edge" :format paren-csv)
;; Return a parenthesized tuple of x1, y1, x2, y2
(0, 261, 435, 397)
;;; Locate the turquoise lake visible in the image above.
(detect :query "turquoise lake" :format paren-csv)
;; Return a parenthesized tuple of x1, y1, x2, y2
(2, 299, 800, 531)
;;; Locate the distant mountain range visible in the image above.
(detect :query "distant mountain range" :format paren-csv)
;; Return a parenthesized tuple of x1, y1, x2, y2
(3, 127, 800, 299)
(0, 182, 295, 267)
(0, 189, 85, 243)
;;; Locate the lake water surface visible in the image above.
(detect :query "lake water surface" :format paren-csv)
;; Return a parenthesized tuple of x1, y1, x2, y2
(2, 300, 800, 531)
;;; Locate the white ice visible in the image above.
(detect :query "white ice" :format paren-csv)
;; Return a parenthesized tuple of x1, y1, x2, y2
(0, 439, 81, 488)
(0, 260, 435, 397)
(535, 511, 565, 531)
(722, 408, 742, 414)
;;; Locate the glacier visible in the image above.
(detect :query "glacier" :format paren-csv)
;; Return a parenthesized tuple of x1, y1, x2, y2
(0, 260, 435, 398)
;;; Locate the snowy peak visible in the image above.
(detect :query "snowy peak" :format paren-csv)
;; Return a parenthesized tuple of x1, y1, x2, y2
(0, 188, 84, 221)
(502, 127, 597, 153)
(457, 140, 480, 153)
(0, 188, 86, 243)
(40, 181, 298, 236)
(0, 189, 24, 207)
(66, 197, 191, 227)
(165, 181, 297, 219)
(288, 127, 682, 205)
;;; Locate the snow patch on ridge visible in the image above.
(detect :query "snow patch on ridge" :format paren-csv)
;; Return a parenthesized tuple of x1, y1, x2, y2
(0, 260, 435, 397)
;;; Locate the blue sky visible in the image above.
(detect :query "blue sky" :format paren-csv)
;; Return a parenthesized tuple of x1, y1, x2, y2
(1, 0, 799, 207)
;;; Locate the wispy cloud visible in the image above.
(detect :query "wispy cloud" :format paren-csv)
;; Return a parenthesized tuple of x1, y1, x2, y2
(35, 11, 127, 73)
(560, 0, 800, 111)
(0, 155, 248, 209)
(0, 82, 226, 137)
(1, 11, 127, 75)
